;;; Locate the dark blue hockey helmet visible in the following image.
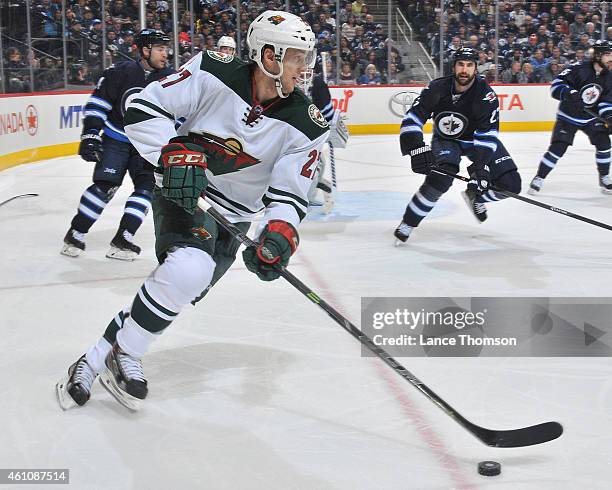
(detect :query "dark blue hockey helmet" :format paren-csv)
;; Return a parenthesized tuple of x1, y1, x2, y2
(453, 47, 479, 65)
(136, 29, 170, 51)
(593, 40, 612, 56)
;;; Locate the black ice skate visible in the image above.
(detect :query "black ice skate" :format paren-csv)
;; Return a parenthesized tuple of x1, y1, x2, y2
(462, 189, 488, 223)
(56, 355, 97, 410)
(599, 174, 612, 194)
(61, 228, 86, 257)
(99, 343, 147, 411)
(528, 176, 544, 195)
(106, 229, 141, 261)
(394, 222, 414, 246)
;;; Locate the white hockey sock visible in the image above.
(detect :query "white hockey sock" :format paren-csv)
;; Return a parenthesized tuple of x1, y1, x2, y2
(85, 337, 113, 374)
(116, 317, 160, 358)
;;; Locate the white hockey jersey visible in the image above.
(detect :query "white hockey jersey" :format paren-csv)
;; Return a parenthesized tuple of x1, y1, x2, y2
(124, 50, 329, 229)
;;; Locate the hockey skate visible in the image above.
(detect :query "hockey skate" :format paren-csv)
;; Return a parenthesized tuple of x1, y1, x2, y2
(394, 222, 413, 246)
(528, 176, 544, 195)
(99, 343, 148, 411)
(61, 228, 86, 257)
(56, 355, 97, 410)
(106, 229, 141, 261)
(462, 190, 487, 223)
(599, 174, 612, 194)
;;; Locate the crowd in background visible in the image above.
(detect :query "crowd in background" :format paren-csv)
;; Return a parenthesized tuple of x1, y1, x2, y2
(403, 0, 611, 83)
(2, 0, 611, 93)
(1, 0, 411, 92)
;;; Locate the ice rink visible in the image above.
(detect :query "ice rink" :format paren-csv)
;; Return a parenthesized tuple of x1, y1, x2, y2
(1, 132, 611, 489)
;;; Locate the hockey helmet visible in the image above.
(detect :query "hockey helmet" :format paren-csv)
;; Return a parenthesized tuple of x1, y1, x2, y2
(218, 36, 236, 51)
(247, 10, 316, 98)
(593, 39, 612, 57)
(453, 47, 479, 65)
(136, 29, 170, 51)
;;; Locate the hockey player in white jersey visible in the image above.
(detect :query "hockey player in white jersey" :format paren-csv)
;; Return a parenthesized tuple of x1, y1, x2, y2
(56, 11, 329, 410)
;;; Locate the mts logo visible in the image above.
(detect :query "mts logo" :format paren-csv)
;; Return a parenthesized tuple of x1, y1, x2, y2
(60, 105, 87, 129)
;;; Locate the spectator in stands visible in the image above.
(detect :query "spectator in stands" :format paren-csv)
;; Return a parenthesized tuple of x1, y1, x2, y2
(574, 48, 587, 63)
(117, 30, 136, 58)
(570, 13, 587, 39)
(576, 33, 593, 52)
(339, 61, 356, 85)
(342, 15, 357, 41)
(501, 60, 526, 83)
(358, 63, 382, 85)
(509, 3, 526, 27)
(530, 49, 549, 77)
(352, 0, 364, 17)
(539, 61, 561, 83)
(460, 2, 477, 26)
(477, 51, 494, 76)
(71, 62, 90, 85)
(585, 21, 600, 40)
(362, 14, 377, 35)
(521, 62, 536, 83)
(548, 46, 569, 68)
(386, 62, 401, 84)
(5, 47, 30, 93)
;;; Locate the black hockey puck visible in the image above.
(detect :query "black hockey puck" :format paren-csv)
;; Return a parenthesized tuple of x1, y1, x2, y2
(478, 461, 501, 476)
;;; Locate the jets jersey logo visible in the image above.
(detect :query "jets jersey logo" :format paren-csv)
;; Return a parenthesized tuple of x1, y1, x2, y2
(308, 104, 329, 128)
(434, 111, 467, 139)
(207, 50, 234, 63)
(268, 15, 286, 25)
(580, 83, 602, 107)
(482, 91, 497, 103)
(188, 131, 260, 175)
(121, 86, 144, 115)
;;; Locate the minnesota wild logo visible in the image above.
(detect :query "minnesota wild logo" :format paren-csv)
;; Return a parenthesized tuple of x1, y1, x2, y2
(268, 15, 286, 25)
(188, 131, 260, 175)
(308, 104, 329, 128)
(190, 226, 212, 240)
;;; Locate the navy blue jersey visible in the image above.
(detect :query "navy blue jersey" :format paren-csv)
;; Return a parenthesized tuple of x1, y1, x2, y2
(400, 75, 500, 165)
(550, 61, 612, 126)
(310, 75, 334, 124)
(83, 59, 174, 142)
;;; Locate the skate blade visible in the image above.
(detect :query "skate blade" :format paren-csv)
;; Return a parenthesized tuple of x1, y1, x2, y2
(55, 376, 77, 410)
(527, 187, 540, 196)
(60, 244, 82, 257)
(600, 187, 612, 195)
(106, 246, 137, 261)
(99, 369, 141, 411)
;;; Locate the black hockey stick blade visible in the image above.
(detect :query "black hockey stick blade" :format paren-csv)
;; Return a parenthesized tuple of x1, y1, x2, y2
(470, 421, 563, 448)
(0, 193, 39, 207)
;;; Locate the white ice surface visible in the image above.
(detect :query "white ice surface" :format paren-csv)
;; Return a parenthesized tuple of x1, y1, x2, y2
(0, 132, 611, 489)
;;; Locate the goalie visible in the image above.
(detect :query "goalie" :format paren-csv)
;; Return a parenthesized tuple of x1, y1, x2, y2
(303, 59, 349, 212)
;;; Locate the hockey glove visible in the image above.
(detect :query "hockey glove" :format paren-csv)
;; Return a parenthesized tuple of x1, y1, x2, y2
(409, 144, 434, 174)
(565, 89, 584, 112)
(159, 136, 208, 214)
(79, 130, 103, 163)
(242, 220, 299, 282)
(466, 163, 491, 196)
